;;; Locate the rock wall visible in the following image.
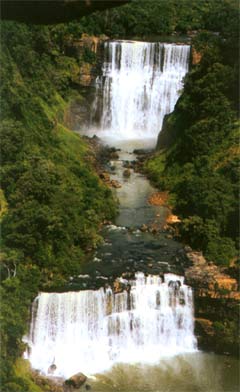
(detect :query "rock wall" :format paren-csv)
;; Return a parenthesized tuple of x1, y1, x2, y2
(63, 34, 108, 131)
(156, 113, 176, 150)
(191, 46, 202, 65)
(185, 251, 239, 356)
(156, 45, 202, 151)
(64, 33, 108, 87)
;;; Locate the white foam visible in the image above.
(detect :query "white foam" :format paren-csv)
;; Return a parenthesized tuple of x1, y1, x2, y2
(91, 42, 190, 142)
(26, 272, 197, 378)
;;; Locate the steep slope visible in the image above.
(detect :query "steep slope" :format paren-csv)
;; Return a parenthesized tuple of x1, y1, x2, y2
(145, 29, 239, 266)
(144, 20, 239, 357)
(0, 22, 117, 391)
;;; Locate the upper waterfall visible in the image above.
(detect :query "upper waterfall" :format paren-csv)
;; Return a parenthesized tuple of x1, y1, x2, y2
(26, 272, 197, 378)
(92, 41, 190, 141)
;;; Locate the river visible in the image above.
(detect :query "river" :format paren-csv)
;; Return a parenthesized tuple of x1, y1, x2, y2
(25, 40, 239, 391)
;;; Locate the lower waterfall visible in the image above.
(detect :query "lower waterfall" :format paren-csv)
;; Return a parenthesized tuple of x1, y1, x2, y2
(26, 272, 197, 378)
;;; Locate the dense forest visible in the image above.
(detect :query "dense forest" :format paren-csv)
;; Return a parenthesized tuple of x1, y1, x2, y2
(0, 21, 118, 392)
(68, 0, 239, 38)
(145, 14, 239, 267)
(0, 0, 239, 391)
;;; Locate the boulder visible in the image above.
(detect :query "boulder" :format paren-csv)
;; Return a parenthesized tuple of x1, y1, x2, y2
(148, 191, 169, 206)
(110, 180, 121, 188)
(48, 363, 57, 374)
(64, 372, 87, 389)
(123, 169, 131, 178)
(100, 172, 110, 182)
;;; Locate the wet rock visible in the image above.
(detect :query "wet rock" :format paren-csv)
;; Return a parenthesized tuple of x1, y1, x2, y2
(148, 191, 169, 206)
(48, 364, 57, 374)
(195, 318, 215, 337)
(64, 372, 87, 389)
(123, 161, 134, 169)
(99, 172, 110, 182)
(149, 226, 158, 234)
(140, 224, 148, 232)
(110, 180, 121, 188)
(123, 168, 131, 178)
(103, 220, 111, 226)
(122, 272, 134, 279)
(184, 245, 192, 252)
(185, 251, 240, 356)
(133, 148, 151, 155)
(144, 242, 164, 250)
(110, 151, 119, 160)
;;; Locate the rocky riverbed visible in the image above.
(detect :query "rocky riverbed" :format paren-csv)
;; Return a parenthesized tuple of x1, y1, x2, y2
(25, 138, 239, 392)
(62, 138, 240, 358)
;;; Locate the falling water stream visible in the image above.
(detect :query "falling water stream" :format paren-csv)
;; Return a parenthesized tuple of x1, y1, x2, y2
(90, 40, 190, 143)
(27, 273, 196, 378)
(25, 41, 239, 391)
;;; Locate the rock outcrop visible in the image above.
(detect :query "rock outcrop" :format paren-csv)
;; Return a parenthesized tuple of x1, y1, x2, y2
(63, 34, 108, 130)
(64, 372, 87, 391)
(148, 191, 169, 207)
(185, 251, 240, 356)
(191, 47, 202, 65)
(156, 113, 176, 150)
(64, 34, 108, 87)
(185, 251, 239, 299)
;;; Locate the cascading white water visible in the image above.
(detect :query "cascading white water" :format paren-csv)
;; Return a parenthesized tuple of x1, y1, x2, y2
(26, 273, 197, 378)
(93, 41, 190, 141)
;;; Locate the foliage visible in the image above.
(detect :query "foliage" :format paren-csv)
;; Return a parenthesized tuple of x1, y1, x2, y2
(0, 21, 117, 391)
(212, 319, 240, 356)
(1, 0, 239, 388)
(145, 25, 239, 266)
(76, 0, 239, 38)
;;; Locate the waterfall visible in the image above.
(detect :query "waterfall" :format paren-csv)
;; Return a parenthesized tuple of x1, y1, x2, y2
(26, 273, 197, 378)
(92, 41, 190, 141)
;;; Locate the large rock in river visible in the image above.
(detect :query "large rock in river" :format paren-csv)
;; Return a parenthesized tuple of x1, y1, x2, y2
(64, 372, 87, 390)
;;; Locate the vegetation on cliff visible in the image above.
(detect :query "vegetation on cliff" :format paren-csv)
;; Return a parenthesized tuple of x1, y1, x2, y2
(0, 0, 239, 390)
(145, 21, 239, 266)
(0, 22, 116, 391)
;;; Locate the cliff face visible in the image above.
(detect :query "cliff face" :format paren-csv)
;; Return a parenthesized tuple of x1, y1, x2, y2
(65, 34, 107, 87)
(156, 45, 202, 152)
(63, 34, 107, 130)
(191, 47, 202, 65)
(185, 251, 239, 356)
(156, 113, 176, 150)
